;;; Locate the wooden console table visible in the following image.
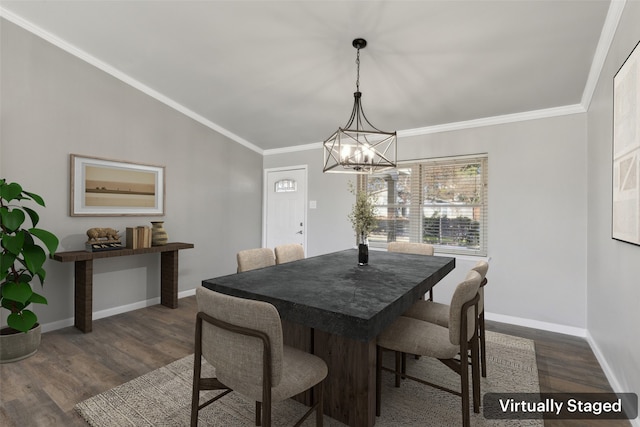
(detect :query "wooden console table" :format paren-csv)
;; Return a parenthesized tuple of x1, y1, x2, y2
(54, 242, 194, 333)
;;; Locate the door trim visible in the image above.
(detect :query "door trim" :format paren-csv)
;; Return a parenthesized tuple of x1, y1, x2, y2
(262, 165, 308, 253)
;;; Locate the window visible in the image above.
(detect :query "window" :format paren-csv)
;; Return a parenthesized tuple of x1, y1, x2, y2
(363, 155, 488, 256)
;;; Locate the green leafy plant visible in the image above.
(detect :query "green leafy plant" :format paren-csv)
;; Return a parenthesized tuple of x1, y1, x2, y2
(1, 179, 59, 333)
(348, 181, 377, 242)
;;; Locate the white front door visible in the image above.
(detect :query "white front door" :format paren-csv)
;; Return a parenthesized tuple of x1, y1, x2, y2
(263, 166, 307, 252)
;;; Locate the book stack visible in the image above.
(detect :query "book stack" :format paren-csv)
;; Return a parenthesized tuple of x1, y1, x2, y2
(126, 226, 152, 249)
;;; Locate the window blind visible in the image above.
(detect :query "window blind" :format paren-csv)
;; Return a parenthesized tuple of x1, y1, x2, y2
(363, 155, 488, 256)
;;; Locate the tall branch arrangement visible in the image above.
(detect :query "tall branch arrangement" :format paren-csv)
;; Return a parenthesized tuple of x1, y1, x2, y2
(348, 181, 377, 242)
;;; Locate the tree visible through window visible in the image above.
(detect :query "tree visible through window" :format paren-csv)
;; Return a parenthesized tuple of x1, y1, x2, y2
(363, 155, 488, 256)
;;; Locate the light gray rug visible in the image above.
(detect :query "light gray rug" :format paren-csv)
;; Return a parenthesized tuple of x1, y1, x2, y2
(75, 331, 541, 426)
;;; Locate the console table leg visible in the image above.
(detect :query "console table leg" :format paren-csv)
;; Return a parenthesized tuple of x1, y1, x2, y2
(161, 250, 178, 308)
(75, 259, 93, 333)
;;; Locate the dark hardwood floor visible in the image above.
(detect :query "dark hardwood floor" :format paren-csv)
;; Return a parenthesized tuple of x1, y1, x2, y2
(0, 296, 630, 426)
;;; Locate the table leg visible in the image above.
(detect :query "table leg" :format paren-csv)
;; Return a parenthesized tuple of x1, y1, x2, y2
(314, 330, 377, 427)
(160, 250, 178, 308)
(282, 320, 314, 405)
(74, 260, 93, 333)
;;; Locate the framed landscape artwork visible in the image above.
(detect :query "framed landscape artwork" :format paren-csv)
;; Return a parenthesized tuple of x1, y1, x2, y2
(612, 41, 640, 246)
(71, 154, 165, 216)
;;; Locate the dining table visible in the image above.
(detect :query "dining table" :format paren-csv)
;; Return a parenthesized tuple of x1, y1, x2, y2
(202, 248, 455, 427)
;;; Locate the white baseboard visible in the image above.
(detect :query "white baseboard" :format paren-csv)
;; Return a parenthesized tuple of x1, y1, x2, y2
(585, 331, 640, 425)
(43, 293, 583, 335)
(486, 312, 638, 425)
(41, 288, 197, 333)
(485, 312, 587, 337)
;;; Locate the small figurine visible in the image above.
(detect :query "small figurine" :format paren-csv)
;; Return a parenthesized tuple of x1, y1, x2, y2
(85, 228, 123, 252)
(86, 227, 120, 242)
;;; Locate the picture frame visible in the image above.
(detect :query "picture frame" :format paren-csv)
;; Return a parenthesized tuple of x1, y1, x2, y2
(70, 154, 165, 216)
(612, 40, 640, 246)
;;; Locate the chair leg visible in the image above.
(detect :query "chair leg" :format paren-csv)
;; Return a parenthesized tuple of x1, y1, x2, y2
(479, 311, 487, 378)
(255, 402, 261, 426)
(191, 319, 203, 427)
(190, 353, 201, 427)
(262, 399, 271, 427)
(316, 381, 324, 426)
(395, 351, 402, 387)
(460, 354, 470, 427)
(471, 335, 481, 413)
(376, 345, 382, 416)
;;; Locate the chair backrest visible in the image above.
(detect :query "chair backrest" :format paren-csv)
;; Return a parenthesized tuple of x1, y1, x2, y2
(387, 242, 435, 256)
(237, 248, 275, 272)
(471, 260, 489, 313)
(274, 244, 305, 264)
(196, 287, 284, 398)
(471, 260, 489, 281)
(448, 270, 482, 345)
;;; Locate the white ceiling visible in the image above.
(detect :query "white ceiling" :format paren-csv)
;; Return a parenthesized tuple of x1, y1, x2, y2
(1, 1, 614, 152)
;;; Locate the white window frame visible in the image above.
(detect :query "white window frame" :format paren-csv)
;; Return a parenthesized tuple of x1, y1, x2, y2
(363, 154, 488, 256)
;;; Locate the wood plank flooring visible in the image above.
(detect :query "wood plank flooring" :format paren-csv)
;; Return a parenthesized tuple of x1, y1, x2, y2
(0, 296, 630, 426)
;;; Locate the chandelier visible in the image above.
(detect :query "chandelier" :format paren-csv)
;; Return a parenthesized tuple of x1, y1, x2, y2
(322, 38, 397, 174)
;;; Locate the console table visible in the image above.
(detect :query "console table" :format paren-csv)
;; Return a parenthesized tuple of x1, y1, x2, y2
(54, 242, 194, 333)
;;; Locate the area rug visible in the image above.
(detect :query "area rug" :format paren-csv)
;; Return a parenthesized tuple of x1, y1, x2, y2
(75, 331, 541, 426)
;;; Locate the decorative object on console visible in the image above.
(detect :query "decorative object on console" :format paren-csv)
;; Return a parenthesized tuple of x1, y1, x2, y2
(85, 227, 122, 252)
(0, 179, 59, 362)
(125, 226, 152, 249)
(322, 38, 397, 174)
(151, 221, 168, 246)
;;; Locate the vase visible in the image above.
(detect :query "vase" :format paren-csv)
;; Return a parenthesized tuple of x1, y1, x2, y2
(0, 324, 41, 363)
(151, 221, 168, 246)
(358, 236, 369, 266)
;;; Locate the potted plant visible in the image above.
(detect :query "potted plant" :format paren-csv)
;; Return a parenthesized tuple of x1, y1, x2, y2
(348, 182, 377, 265)
(1, 179, 59, 363)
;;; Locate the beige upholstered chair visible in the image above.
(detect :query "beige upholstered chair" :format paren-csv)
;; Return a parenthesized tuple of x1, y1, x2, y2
(191, 287, 327, 427)
(404, 260, 490, 376)
(237, 248, 275, 273)
(387, 242, 436, 300)
(274, 244, 305, 265)
(376, 270, 482, 427)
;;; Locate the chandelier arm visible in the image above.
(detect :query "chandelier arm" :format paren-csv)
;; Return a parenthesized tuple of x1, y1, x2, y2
(356, 97, 385, 133)
(342, 93, 360, 129)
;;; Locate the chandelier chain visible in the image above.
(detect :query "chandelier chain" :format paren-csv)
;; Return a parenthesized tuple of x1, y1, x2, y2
(356, 47, 360, 92)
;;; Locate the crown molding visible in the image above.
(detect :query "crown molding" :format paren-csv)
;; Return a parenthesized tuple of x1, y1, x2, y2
(581, 0, 627, 110)
(2, 2, 623, 157)
(263, 142, 322, 156)
(0, 7, 264, 156)
(263, 104, 587, 156)
(398, 104, 586, 138)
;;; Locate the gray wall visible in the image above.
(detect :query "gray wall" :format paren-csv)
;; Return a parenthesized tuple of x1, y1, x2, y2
(263, 150, 355, 257)
(0, 19, 263, 330)
(586, 0, 640, 405)
(400, 114, 589, 331)
(267, 114, 589, 331)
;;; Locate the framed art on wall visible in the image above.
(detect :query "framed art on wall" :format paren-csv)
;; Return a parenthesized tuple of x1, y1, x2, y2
(70, 154, 165, 216)
(612, 41, 640, 246)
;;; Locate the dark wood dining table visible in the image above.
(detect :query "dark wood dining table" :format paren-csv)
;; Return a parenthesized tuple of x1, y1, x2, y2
(202, 248, 455, 427)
